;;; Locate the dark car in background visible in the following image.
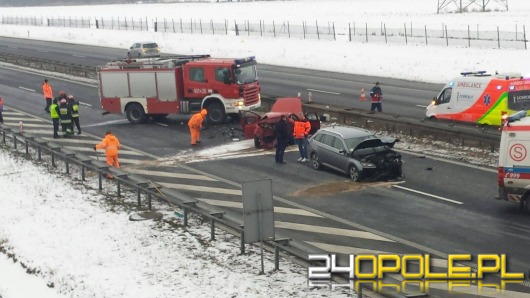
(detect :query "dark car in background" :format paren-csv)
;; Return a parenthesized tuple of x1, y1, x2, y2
(308, 125, 402, 181)
(127, 42, 161, 58)
(240, 97, 320, 149)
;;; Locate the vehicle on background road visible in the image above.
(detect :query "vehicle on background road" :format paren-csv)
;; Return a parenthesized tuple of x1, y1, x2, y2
(98, 55, 261, 125)
(308, 125, 402, 182)
(240, 97, 320, 149)
(127, 42, 161, 58)
(426, 71, 528, 126)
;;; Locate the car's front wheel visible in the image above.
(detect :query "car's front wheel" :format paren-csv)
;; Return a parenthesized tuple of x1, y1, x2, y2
(254, 137, 262, 149)
(311, 152, 321, 170)
(349, 165, 360, 182)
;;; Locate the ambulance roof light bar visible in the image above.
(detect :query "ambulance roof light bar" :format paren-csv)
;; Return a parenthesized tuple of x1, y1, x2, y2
(460, 71, 489, 77)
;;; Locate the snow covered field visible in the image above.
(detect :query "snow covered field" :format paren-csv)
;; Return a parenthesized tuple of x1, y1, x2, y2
(0, 0, 523, 297)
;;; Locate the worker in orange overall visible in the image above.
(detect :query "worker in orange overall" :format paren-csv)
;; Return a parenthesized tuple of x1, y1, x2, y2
(42, 79, 54, 113)
(188, 109, 207, 146)
(93, 131, 121, 179)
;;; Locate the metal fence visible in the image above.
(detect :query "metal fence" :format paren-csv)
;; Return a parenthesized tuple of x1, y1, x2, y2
(0, 15, 528, 49)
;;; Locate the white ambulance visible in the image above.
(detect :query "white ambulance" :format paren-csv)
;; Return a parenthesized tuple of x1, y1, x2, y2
(497, 111, 530, 210)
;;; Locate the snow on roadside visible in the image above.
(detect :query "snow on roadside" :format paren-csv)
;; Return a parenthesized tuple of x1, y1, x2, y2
(0, 148, 350, 298)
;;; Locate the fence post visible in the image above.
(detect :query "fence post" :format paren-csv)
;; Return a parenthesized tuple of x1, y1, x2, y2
(81, 165, 85, 181)
(348, 23, 351, 42)
(235, 21, 239, 36)
(333, 22, 336, 41)
(365, 23, 368, 43)
(200, 19, 203, 34)
(225, 19, 228, 35)
(316, 20, 320, 40)
(404, 23, 407, 44)
(445, 25, 448, 46)
(520, 25, 527, 50)
(211, 20, 214, 35)
(468, 25, 471, 47)
(66, 159, 69, 174)
(172, 19, 175, 33)
(384, 24, 387, 43)
(98, 172, 102, 191)
(190, 19, 193, 34)
(154, 20, 157, 32)
(288, 21, 291, 39)
(247, 20, 250, 36)
(38, 146, 41, 160)
(259, 20, 263, 37)
(425, 25, 428, 45)
(303, 21, 306, 39)
(117, 181, 121, 197)
(497, 26, 501, 49)
(273, 20, 276, 38)
(137, 189, 141, 207)
(180, 18, 183, 33)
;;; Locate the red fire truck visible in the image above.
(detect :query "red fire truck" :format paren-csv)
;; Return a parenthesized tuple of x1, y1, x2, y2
(97, 55, 261, 124)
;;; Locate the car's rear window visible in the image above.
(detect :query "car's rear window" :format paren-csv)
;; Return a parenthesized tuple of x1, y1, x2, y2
(144, 43, 158, 48)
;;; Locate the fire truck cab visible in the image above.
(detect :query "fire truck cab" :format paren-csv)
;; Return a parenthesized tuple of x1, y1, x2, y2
(98, 55, 261, 124)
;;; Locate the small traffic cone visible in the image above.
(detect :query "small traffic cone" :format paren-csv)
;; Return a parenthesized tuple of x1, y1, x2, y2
(360, 88, 366, 101)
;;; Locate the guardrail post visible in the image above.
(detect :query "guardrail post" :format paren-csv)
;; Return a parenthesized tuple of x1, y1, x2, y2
(209, 212, 224, 241)
(25, 140, 28, 155)
(148, 193, 152, 210)
(183, 208, 189, 226)
(38, 146, 42, 160)
(117, 181, 121, 197)
(65, 159, 69, 174)
(51, 151, 55, 167)
(81, 165, 85, 181)
(239, 225, 245, 254)
(273, 239, 290, 271)
(98, 172, 102, 190)
(13, 135, 17, 150)
(137, 189, 141, 207)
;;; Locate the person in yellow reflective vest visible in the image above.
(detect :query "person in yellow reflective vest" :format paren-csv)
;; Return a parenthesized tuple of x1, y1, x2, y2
(67, 95, 81, 135)
(50, 98, 60, 138)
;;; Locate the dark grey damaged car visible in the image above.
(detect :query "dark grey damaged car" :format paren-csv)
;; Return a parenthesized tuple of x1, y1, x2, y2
(307, 125, 403, 181)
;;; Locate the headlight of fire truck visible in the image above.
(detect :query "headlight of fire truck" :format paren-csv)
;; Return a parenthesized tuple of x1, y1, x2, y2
(233, 100, 244, 107)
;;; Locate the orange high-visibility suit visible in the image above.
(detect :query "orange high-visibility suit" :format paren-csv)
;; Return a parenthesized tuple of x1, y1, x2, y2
(95, 131, 121, 168)
(42, 81, 53, 99)
(188, 109, 207, 145)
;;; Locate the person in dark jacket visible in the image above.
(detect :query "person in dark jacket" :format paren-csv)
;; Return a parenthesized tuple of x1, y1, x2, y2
(274, 114, 289, 164)
(58, 98, 73, 137)
(67, 95, 81, 134)
(369, 82, 383, 113)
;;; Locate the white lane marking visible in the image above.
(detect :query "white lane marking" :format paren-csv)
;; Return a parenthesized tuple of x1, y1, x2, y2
(79, 102, 92, 107)
(198, 198, 323, 218)
(128, 169, 217, 181)
(42, 137, 98, 144)
(83, 119, 130, 128)
(2, 117, 45, 122)
(89, 156, 146, 165)
(1, 110, 25, 115)
(416, 104, 428, 108)
(158, 182, 241, 195)
(307, 88, 341, 95)
(18, 87, 35, 92)
(2, 122, 47, 128)
(72, 54, 86, 58)
(392, 185, 463, 205)
(306, 241, 391, 255)
(277, 222, 394, 242)
(396, 149, 497, 173)
(183, 146, 298, 164)
(154, 122, 168, 127)
(36, 50, 49, 53)
(65, 146, 143, 156)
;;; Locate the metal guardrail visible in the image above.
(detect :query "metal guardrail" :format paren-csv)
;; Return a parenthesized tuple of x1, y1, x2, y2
(0, 123, 358, 294)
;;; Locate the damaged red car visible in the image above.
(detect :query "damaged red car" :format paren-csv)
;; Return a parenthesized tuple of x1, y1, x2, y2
(240, 97, 321, 149)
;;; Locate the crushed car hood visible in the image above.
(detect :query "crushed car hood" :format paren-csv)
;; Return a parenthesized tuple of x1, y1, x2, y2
(354, 137, 399, 151)
(270, 97, 303, 115)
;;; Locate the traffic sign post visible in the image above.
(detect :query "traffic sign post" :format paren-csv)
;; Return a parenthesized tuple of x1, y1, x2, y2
(242, 179, 275, 274)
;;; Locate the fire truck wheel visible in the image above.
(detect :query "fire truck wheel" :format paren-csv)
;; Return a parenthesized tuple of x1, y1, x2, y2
(126, 103, 148, 124)
(206, 102, 226, 125)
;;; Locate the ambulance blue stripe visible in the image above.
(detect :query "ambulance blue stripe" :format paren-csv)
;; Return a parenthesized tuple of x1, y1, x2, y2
(504, 167, 530, 173)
